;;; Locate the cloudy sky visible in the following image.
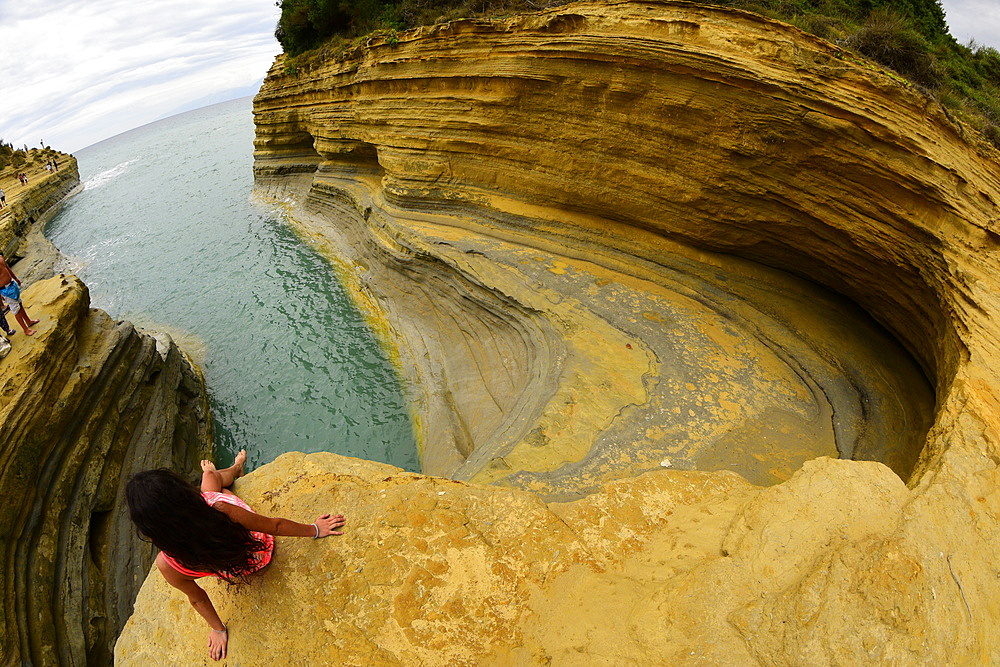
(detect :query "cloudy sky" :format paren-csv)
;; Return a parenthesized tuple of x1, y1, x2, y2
(941, 0, 1000, 49)
(0, 0, 997, 154)
(0, 0, 281, 152)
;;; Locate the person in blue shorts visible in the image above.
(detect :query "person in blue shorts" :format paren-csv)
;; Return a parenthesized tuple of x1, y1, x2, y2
(0, 253, 38, 335)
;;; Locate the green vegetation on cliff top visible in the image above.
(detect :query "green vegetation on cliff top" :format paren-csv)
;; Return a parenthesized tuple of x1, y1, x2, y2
(274, 0, 1000, 147)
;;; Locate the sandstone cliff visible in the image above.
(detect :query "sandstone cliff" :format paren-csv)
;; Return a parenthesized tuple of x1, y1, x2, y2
(250, 0, 957, 491)
(0, 275, 212, 665)
(120, 0, 1000, 663)
(0, 154, 80, 262)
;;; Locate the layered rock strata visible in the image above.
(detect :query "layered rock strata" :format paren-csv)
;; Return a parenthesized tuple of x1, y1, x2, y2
(0, 275, 212, 665)
(119, 0, 1000, 663)
(251, 0, 949, 491)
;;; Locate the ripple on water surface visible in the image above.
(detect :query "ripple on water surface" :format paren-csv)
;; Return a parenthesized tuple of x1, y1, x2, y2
(45, 97, 417, 472)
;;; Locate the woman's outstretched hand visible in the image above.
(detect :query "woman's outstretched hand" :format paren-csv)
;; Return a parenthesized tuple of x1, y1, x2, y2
(314, 513, 346, 537)
(207, 627, 228, 661)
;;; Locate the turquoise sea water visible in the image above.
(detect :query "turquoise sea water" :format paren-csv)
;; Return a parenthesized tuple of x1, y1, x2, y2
(45, 97, 418, 472)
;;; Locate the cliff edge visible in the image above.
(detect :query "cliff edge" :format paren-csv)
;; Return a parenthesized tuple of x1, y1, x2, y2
(0, 153, 81, 279)
(117, 449, 980, 664)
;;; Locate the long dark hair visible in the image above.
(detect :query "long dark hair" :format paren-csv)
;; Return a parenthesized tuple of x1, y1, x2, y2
(125, 469, 268, 583)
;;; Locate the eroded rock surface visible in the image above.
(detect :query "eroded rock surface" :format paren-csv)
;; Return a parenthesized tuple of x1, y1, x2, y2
(250, 0, 951, 490)
(116, 451, 988, 664)
(0, 275, 211, 665)
(120, 0, 1000, 663)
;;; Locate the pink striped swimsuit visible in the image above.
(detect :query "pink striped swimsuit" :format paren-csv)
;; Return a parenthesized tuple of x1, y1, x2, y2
(160, 491, 275, 578)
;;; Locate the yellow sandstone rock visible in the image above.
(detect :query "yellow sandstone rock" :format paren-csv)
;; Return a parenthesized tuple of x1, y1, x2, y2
(118, 0, 1000, 663)
(0, 153, 80, 258)
(251, 0, 944, 492)
(116, 452, 939, 665)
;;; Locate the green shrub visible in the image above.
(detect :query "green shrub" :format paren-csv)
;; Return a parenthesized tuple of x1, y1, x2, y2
(275, 0, 404, 55)
(276, 0, 567, 55)
(866, 0, 947, 42)
(845, 9, 941, 88)
(985, 123, 1000, 146)
(787, 13, 847, 41)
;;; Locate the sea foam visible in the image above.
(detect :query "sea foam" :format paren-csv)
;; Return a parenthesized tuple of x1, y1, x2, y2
(83, 159, 138, 190)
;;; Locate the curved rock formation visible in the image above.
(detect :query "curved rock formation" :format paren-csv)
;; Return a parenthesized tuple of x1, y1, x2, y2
(119, 0, 1000, 663)
(0, 275, 212, 665)
(251, 0, 951, 491)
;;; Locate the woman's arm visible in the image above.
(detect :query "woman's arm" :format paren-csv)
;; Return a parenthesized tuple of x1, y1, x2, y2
(214, 503, 346, 538)
(155, 553, 229, 661)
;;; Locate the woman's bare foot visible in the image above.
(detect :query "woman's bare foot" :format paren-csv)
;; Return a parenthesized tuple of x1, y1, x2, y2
(232, 449, 247, 479)
(200, 450, 247, 492)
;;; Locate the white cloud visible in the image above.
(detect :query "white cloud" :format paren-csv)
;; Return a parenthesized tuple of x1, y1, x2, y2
(0, 0, 281, 152)
(940, 0, 1000, 50)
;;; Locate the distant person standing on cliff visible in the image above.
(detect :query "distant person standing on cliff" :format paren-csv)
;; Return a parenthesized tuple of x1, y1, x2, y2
(0, 253, 39, 335)
(0, 187, 5, 208)
(126, 450, 346, 661)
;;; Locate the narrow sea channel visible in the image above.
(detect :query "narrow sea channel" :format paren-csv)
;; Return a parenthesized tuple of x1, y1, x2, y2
(45, 96, 418, 472)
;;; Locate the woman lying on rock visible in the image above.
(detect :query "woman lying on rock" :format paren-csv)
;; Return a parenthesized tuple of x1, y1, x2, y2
(126, 450, 346, 661)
